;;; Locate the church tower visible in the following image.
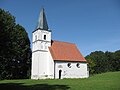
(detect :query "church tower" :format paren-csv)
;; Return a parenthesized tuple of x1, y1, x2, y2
(31, 8, 52, 79)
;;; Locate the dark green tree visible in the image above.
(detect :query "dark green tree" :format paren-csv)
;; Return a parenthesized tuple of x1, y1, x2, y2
(85, 56, 95, 74)
(86, 51, 107, 74)
(114, 50, 120, 71)
(0, 9, 31, 79)
(105, 51, 114, 71)
(86, 50, 120, 75)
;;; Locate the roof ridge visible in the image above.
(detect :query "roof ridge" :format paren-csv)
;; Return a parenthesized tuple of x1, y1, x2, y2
(52, 40, 75, 45)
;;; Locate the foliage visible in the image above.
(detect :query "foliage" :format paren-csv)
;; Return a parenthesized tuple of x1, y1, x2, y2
(85, 50, 120, 74)
(0, 9, 31, 79)
(0, 72, 120, 90)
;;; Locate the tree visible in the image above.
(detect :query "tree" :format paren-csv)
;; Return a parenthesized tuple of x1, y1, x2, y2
(85, 51, 107, 74)
(85, 55, 95, 74)
(105, 51, 114, 71)
(114, 50, 120, 71)
(85, 50, 120, 75)
(0, 9, 31, 79)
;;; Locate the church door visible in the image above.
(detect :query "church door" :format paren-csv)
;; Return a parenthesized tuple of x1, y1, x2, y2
(59, 70, 62, 79)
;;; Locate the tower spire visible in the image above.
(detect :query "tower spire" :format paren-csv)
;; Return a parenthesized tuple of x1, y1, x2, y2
(36, 8, 49, 30)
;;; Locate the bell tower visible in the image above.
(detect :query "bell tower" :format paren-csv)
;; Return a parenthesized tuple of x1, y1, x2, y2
(31, 8, 52, 79)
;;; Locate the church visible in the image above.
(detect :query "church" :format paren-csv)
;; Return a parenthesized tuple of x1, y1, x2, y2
(31, 8, 89, 79)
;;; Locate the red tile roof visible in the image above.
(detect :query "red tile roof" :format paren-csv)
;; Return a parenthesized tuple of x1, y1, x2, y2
(49, 40, 86, 62)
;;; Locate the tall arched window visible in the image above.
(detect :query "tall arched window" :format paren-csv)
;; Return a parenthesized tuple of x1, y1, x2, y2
(41, 44, 43, 49)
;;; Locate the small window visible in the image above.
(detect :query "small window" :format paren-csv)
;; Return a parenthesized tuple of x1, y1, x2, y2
(76, 63, 80, 68)
(35, 35, 37, 40)
(45, 45, 47, 49)
(67, 63, 71, 68)
(41, 45, 43, 49)
(44, 35, 46, 40)
(87, 64, 89, 71)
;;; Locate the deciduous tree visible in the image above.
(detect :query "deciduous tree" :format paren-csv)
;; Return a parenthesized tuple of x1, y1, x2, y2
(0, 9, 31, 79)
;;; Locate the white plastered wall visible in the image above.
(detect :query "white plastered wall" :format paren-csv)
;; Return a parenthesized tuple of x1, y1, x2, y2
(55, 61, 89, 79)
(47, 49, 54, 79)
(31, 29, 52, 79)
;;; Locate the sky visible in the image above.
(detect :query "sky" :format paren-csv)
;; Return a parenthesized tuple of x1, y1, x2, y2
(0, 0, 120, 56)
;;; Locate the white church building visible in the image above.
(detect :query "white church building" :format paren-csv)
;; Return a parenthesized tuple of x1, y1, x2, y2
(31, 8, 89, 79)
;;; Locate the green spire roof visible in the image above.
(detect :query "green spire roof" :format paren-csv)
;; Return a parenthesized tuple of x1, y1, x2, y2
(36, 8, 49, 30)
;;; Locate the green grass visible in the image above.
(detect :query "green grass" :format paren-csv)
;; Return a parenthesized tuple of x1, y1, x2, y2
(0, 72, 120, 90)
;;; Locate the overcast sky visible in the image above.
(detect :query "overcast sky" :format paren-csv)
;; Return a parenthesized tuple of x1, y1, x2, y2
(0, 0, 120, 56)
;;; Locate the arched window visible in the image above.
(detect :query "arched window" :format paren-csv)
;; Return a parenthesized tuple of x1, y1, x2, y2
(44, 35, 46, 40)
(41, 44, 43, 49)
(35, 35, 37, 41)
(45, 45, 47, 49)
(67, 63, 71, 68)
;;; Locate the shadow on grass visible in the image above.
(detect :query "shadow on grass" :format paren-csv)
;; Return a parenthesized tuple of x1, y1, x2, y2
(0, 83, 70, 90)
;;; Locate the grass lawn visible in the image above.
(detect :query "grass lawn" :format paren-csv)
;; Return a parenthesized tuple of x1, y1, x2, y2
(0, 71, 120, 90)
